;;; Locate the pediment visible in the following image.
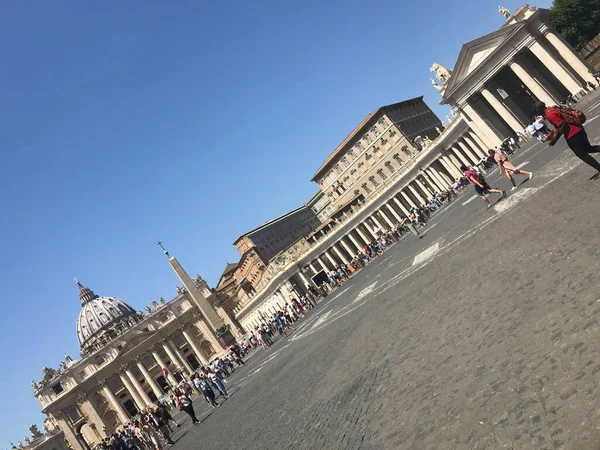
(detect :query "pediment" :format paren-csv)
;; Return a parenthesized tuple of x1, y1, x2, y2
(442, 21, 526, 99)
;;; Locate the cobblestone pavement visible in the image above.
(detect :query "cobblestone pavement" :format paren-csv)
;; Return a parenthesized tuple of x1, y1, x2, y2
(171, 92, 600, 449)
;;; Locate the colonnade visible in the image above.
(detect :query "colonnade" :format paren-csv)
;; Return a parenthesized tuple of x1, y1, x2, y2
(242, 125, 491, 330)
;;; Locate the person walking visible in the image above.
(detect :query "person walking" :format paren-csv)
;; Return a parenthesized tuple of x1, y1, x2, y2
(531, 101, 600, 180)
(488, 149, 532, 190)
(460, 164, 506, 208)
(174, 388, 199, 424)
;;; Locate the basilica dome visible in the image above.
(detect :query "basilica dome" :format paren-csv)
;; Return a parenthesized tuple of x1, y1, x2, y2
(75, 281, 139, 356)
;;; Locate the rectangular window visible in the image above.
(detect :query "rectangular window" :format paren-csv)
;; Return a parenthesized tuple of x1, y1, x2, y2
(377, 169, 388, 180)
(356, 143, 364, 151)
(378, 117, 390, 128)
(369, 176, 379, 187)
(334, 165, 342, 174)
(362, 183, 371, 194)
(385, 162, 395, 174)
(347, 149, 356, 159)
(393, 154, 403, 166)
(52, 383, 64, 395)
(370, 126, 380, 137)
(401, 146, 412, 157)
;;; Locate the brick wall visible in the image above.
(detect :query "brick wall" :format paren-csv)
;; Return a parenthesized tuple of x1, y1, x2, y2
(582, 33, 600, 71)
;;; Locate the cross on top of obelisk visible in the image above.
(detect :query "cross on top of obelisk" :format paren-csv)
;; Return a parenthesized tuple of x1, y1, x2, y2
(157, 240, 169, 257)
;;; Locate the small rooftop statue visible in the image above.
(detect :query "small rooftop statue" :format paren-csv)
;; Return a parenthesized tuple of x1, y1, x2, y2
(499, 6, 511, 19)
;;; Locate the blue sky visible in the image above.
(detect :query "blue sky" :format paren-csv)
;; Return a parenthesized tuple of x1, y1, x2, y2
(0, 0, 552, 443)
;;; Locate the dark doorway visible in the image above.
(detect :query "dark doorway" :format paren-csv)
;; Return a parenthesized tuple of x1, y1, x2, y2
(123, 399, 138, 417)
(186, 354, 201, 370)
(156, 376, 169, 393)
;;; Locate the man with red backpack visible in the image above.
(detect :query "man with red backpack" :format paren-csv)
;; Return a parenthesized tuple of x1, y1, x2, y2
(531, 101, 600, 180)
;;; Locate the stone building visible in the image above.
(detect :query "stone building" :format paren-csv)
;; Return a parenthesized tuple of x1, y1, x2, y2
(234, 4, 597, 329)
(441, 5, 597, 145)
(31, 254, 240, 450)
(11, 424, 69, 450)
(306, 190, 332, 223)
(311, 97, 443, 216)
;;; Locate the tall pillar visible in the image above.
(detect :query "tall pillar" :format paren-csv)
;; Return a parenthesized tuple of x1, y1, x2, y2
(544, 32, 595, 84)
(125, 368, 152, 406)
(308, 263, 318, 274)
(429, 168, 449, 189)
(436, 163, 453, 185)
(464, 134, 487, 158)
(509, 61, 556, 105)
(136, 360, 163, 399)
(469, 130, 490, 154)
(445, 155, 465, 176)
(360, 222, 377, 240)
(119, 373, 144, 411)
(401, 191, 417, 208)
(385, 203, 403, 222)
(162, 342, 189, 377)
(354, 228, 370, 246)
(340, 238, 356, 256)
(480, 88, 525, 133)
(298, 270, 313, 287)
(151, 350, 176, 384)
(80, 399, 107, 441)
(439, 157, 461, 179)
(393, 196, 411, 216)
(421, 171, 442, 193)
(452, 147, 472, 167)
(102, 383, 129, 424)
(167, 256, 224, 332)
(325, 250, 339, 267)
(530, 40, 582, 94)
(317, 256, 330, 271)
(462, 103, 501, 146)
(378, 209, 395, 227)
(56, 416, 85, 450)
(458, 140, 480, 164)
(332, 244, 348, 263)
(408, 184, 426, 205)
(415, 179, 433, 200)
(182, 329, 209, 365)
(347, 232, 363, 251)
(370, 214, 384, 231)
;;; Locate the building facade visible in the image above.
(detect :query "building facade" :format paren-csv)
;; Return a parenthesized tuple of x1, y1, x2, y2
(441, 5, 597, 145)
(234, 5, 598, 330)
(311, 97, 443, 215)
(32, 255, 240, 450)
(306, 190, 332, 223)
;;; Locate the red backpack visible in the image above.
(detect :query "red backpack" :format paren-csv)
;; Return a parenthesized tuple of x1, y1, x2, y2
(553, 105, 587, 126)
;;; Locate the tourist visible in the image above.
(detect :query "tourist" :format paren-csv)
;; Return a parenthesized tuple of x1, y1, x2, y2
(488, 149, 532, 190)
(531, 101, 600, 180)
(148, 408, 175, 444)
(205, 369, 230, 399)
(195, 375, 220, 408)
(154, 403, 180, 432)
(174, 387, 199, 424)
(460, 164, 505, 208)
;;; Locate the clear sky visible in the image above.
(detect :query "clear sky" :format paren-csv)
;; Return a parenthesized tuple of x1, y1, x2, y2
(0, 0, 552, 444)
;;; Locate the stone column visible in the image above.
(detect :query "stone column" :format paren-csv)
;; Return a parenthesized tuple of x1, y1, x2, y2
(370, 214, 384, 231)
(439, 157, 461, 179)
(182, 329, 209, 365)
(359, 222, 376, 240)
(332, 243, 348, 263)
(308, 263, 318, 274)
(452, 147, 472, 167)
(354, 227, 370, 246)
(401, 191, 417, 208)
(480, 88, 525, 133)
(420, 171, 441, 193)
(102, 383, 130, 424)
(415, 179, 433, 201)
(125, 368, 152, 406)
(325, 250, 338, 267)
(135, 360, 163, 399)
(446, 155, 465, 176)
(531, 40, 583, 94)
(80, 399, 107, 441)
(317, 256, 329, 271)
(509, 61, 556, 105)
(347, 232, 363, 250)
(429, 168, 450, 189)
(393, 197, 411, 216)
(340, 237, 356, 256)
(457, 140, 480, 164)
(385, 203, 403, 222)
(298, 270, 313, 288)
(408, 184, 426, 205)
(462, 103, 501, 147)
(464, 134, 487, 158)
(544, 32, 595, 84)
(56, 416, 85, 450)
(162, 342, 188, 377)
(119, 373, 144, 411)
(151, 350, 176, 384)
(469, 130, 490, 154)
(378, 209, 395, 227)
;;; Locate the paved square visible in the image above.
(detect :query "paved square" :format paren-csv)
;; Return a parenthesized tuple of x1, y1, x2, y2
(168, 93, 600, 449)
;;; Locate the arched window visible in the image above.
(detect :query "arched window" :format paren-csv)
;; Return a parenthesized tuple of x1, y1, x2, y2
(377, 168, 387, 180)
(385, 161, 395, 174)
